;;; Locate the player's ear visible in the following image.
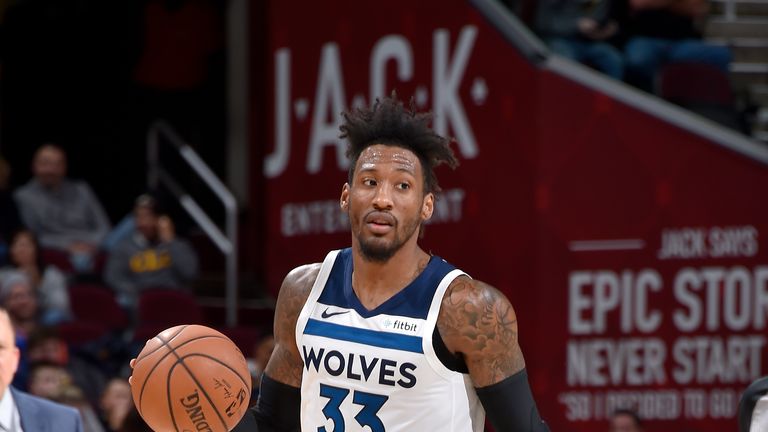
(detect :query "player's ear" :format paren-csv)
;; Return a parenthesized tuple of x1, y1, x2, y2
(340, 183, 350, 211)
(421, 192, 434, 222)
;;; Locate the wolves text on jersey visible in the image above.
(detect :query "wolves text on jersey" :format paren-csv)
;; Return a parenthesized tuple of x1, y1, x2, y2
(303, 346, 417, 388)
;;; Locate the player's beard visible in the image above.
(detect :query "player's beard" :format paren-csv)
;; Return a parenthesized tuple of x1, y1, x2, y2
(356, 212, 422, 263)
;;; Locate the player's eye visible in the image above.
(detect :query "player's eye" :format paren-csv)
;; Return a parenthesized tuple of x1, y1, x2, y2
(362, 178, 377, 187)
(396, 182, 410, 190)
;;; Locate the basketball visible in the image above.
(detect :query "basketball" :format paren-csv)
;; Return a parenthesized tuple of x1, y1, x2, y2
(130, 325, 252, 432)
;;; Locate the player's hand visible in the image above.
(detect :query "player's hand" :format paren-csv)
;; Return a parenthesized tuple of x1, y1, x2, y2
(128, 358, 136, 385)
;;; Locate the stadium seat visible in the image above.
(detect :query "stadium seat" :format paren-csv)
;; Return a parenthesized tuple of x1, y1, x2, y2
(656, 62, 746, 132)
(40, 248, 74, 273)
(216, 325, 262, 356)
(68, 283, 129, 331)
(133, 288, 204, 342)
(137, 288, 203, 324)
(55, 321, 110, 346)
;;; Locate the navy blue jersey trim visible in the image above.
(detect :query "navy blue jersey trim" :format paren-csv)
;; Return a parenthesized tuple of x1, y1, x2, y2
(304, 318, 423, 354)
(317, 248, 456, 319)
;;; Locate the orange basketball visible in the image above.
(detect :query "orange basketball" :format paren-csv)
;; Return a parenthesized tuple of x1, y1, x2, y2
(130, 325, 252, 432)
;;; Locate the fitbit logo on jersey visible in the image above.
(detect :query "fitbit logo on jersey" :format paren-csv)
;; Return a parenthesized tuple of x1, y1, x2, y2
(383, 318, 418, 332)
(180, 389, 213, 432)
(303, 346, 417, 388)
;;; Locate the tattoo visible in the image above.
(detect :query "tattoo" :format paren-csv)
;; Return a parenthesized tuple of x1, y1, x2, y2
(437, 277, 526, 387)
(263, 263, 321, 387)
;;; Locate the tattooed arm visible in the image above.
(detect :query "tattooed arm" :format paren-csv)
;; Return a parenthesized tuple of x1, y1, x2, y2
(232, 263, 320, 432)
(263, 263, 321, 386)
(437, 276, 549, 432)
(437, 276, 523, 386)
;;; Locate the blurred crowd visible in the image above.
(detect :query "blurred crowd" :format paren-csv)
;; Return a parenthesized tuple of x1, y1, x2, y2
(532, 0, 730, 87)
(0, 144, 272, 431)
(523, 0, 749, 132)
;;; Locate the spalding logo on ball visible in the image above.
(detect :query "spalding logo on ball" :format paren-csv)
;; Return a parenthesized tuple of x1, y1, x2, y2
(130, 325, 252, 432)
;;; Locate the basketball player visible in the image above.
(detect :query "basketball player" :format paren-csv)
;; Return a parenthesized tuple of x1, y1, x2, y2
(234, 95, 549, 432)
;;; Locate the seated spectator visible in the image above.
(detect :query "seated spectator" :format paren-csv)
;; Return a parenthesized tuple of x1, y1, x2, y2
(534, 0, 624, 79)
(104, 194, 199, 310)
(118, 406, 152, 432)
(247, 333, 275, 406)
(0, 271, 41, 389)
(13, 144, 112, 274)
(27, 360, 104, 432)
(27, 326, 108, 406)
(1, 229, 72, 324)
(0, 155, 22, 266)
(609, 408, 644, 432)
(99, 377, 132, 432)
(27, 361, 73, 400)
(57, 384, 107, 432)
(621, 0, 731, 91)
(0, 271, 39, 338)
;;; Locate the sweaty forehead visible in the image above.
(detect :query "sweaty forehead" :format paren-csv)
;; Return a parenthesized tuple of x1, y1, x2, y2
(357, 144, 420, 172)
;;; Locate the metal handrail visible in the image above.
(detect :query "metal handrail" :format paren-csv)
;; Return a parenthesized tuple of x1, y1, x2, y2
(147, 121, 239, 327)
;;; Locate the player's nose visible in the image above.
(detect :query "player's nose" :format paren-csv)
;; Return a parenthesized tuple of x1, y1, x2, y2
(372, 184, 393, 210)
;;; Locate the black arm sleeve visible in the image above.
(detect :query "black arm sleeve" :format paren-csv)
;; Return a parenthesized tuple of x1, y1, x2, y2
(475, 369, 550, 432)
(231, 373, 301, 432)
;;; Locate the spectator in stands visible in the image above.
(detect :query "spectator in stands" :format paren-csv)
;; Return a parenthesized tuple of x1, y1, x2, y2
(27, 326, 108, 406)
(247, 333, 275, 406)
(0, 271, 40, 390)
(609, 408, 644, 432)
(620, 0, 731, 91)
(0, 307, 84, 431)
(13, 144, 112, 274)
(118, 406, 152, 432)
(57, 384, 107, 432)
(104, 194, 198, 310)
(1, 229, 72, 324)
(31, 365, 107, 432)
(0, 271, 39, 339)
(27, 361, 73, 400)
(534, 0, 624, 79)
(0, 155, 22, 267)
(99, 378, 132, 432)
(249, 334, 274, 386)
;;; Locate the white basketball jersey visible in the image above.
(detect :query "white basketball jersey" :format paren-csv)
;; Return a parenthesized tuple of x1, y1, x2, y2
(295, 248, 485, 432)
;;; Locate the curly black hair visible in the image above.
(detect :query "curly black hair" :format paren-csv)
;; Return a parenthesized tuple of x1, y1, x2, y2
(339, 94, 458, 195)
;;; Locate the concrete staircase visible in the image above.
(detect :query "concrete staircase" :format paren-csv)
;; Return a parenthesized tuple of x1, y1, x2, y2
(706, 0, 768, 141)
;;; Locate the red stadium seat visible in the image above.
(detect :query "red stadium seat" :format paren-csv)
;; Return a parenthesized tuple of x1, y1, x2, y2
(55, 321, 110, 346)
(136, 287, 202, 326)
(40, 247, 74, 273)
(68, 283, 129, 331)
(657, 62, 734, 105)
(133, 288, 203, 343)
(656, 62, 745, 131)
(216, 325, 262, 356)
